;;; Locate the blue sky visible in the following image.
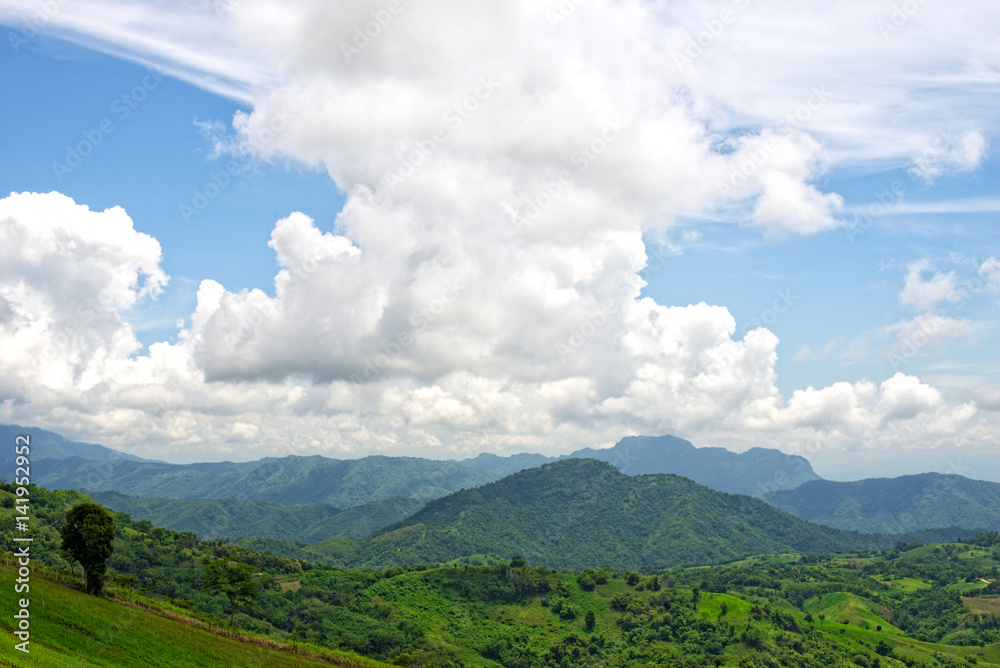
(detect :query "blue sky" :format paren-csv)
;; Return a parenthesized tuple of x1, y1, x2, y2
(0, 0, 997, 479)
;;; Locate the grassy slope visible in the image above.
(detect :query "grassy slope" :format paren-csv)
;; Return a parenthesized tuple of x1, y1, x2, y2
(0, 565, 387, 668)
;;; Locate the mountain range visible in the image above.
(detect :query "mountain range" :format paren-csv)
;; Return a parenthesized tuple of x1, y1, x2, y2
(3, 426, 817, 507)
(5, 424, 999, 551)
(235, 459, 970, 570)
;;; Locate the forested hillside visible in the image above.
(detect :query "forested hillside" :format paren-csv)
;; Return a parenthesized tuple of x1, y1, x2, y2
(766, 473, 1000, 534)
(349, 459, 878, 569)
(88, 490, 425, 541)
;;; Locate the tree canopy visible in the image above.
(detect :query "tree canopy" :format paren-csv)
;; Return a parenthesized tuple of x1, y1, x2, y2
(60, 502, 115, 595)
(201, 557, 260, 626)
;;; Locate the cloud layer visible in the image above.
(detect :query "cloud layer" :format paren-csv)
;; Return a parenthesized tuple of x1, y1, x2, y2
(1, 0, 997, 470)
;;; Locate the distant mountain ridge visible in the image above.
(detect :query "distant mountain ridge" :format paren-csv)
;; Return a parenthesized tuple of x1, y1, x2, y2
(5, 424, 822, 509)
(36, 454, 497, 509)
(461, 434, 820, 496)
(765, 473, 1000, 534)
(0, 424, 145, 477)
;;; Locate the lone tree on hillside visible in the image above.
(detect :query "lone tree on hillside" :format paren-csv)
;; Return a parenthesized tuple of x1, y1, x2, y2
(201, 557, 260, 627)
(60, 502, 116, 595)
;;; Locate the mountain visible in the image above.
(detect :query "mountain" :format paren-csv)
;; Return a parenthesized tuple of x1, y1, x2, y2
(459, 451, 554, 477)
(87, 490, 425, 541)
(311, 459, 880, 569)
(764, 473, 1000, 534)
(0, 424, 145, 478)
(565, 434, 821, 495)
(36, 454, 497, 508)
(457, 435, 821, 495)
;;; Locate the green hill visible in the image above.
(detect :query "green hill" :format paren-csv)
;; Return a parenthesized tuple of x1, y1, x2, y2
(765, 473, 1000, 534)
(86, 491, 425, 541)
(312, 459, 880, 569)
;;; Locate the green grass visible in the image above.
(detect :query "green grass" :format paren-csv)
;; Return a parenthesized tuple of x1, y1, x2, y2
(804, 592, 901, 634)
(0, 565, 387, 668)
(883, 576, 932, 592)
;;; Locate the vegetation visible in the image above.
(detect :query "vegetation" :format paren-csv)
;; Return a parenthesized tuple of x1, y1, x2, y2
(35, 454, 499, 508)
(201, 556, 261, 626)
(0, 562, 386, 667)
(362, 459, 884, 569)
(59, 501, 116, 594)
(766, 473, 1000, 534)
(4, 482, 1000, 666)
(89, 490, 424, 541)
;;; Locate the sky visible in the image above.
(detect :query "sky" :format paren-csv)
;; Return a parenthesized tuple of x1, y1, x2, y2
(0, 0, 998, 480)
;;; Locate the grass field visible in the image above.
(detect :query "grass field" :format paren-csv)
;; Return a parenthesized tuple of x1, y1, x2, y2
(965, 596, 1000, 616)
(0, 566, 387, 668)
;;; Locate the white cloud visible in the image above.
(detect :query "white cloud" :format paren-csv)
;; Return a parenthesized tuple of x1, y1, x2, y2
(876, 373, 943, 423)
(898, 260, 964, 312)
(980, 257, 1000, 292)
(885, 313, 975, 364)
(909, 129, 988, 182)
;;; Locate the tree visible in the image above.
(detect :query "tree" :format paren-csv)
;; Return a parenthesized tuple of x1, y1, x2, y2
(584, 610, 596, 631)
(60, 503, 115, 595)
(201, 557, 260, 627)
(510, 555, 527, 568)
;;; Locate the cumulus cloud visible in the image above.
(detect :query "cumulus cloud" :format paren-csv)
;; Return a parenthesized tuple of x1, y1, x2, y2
(0, 192, 165, 406)
(0, 190, 995, 465)
(876, 373, 943, 423)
